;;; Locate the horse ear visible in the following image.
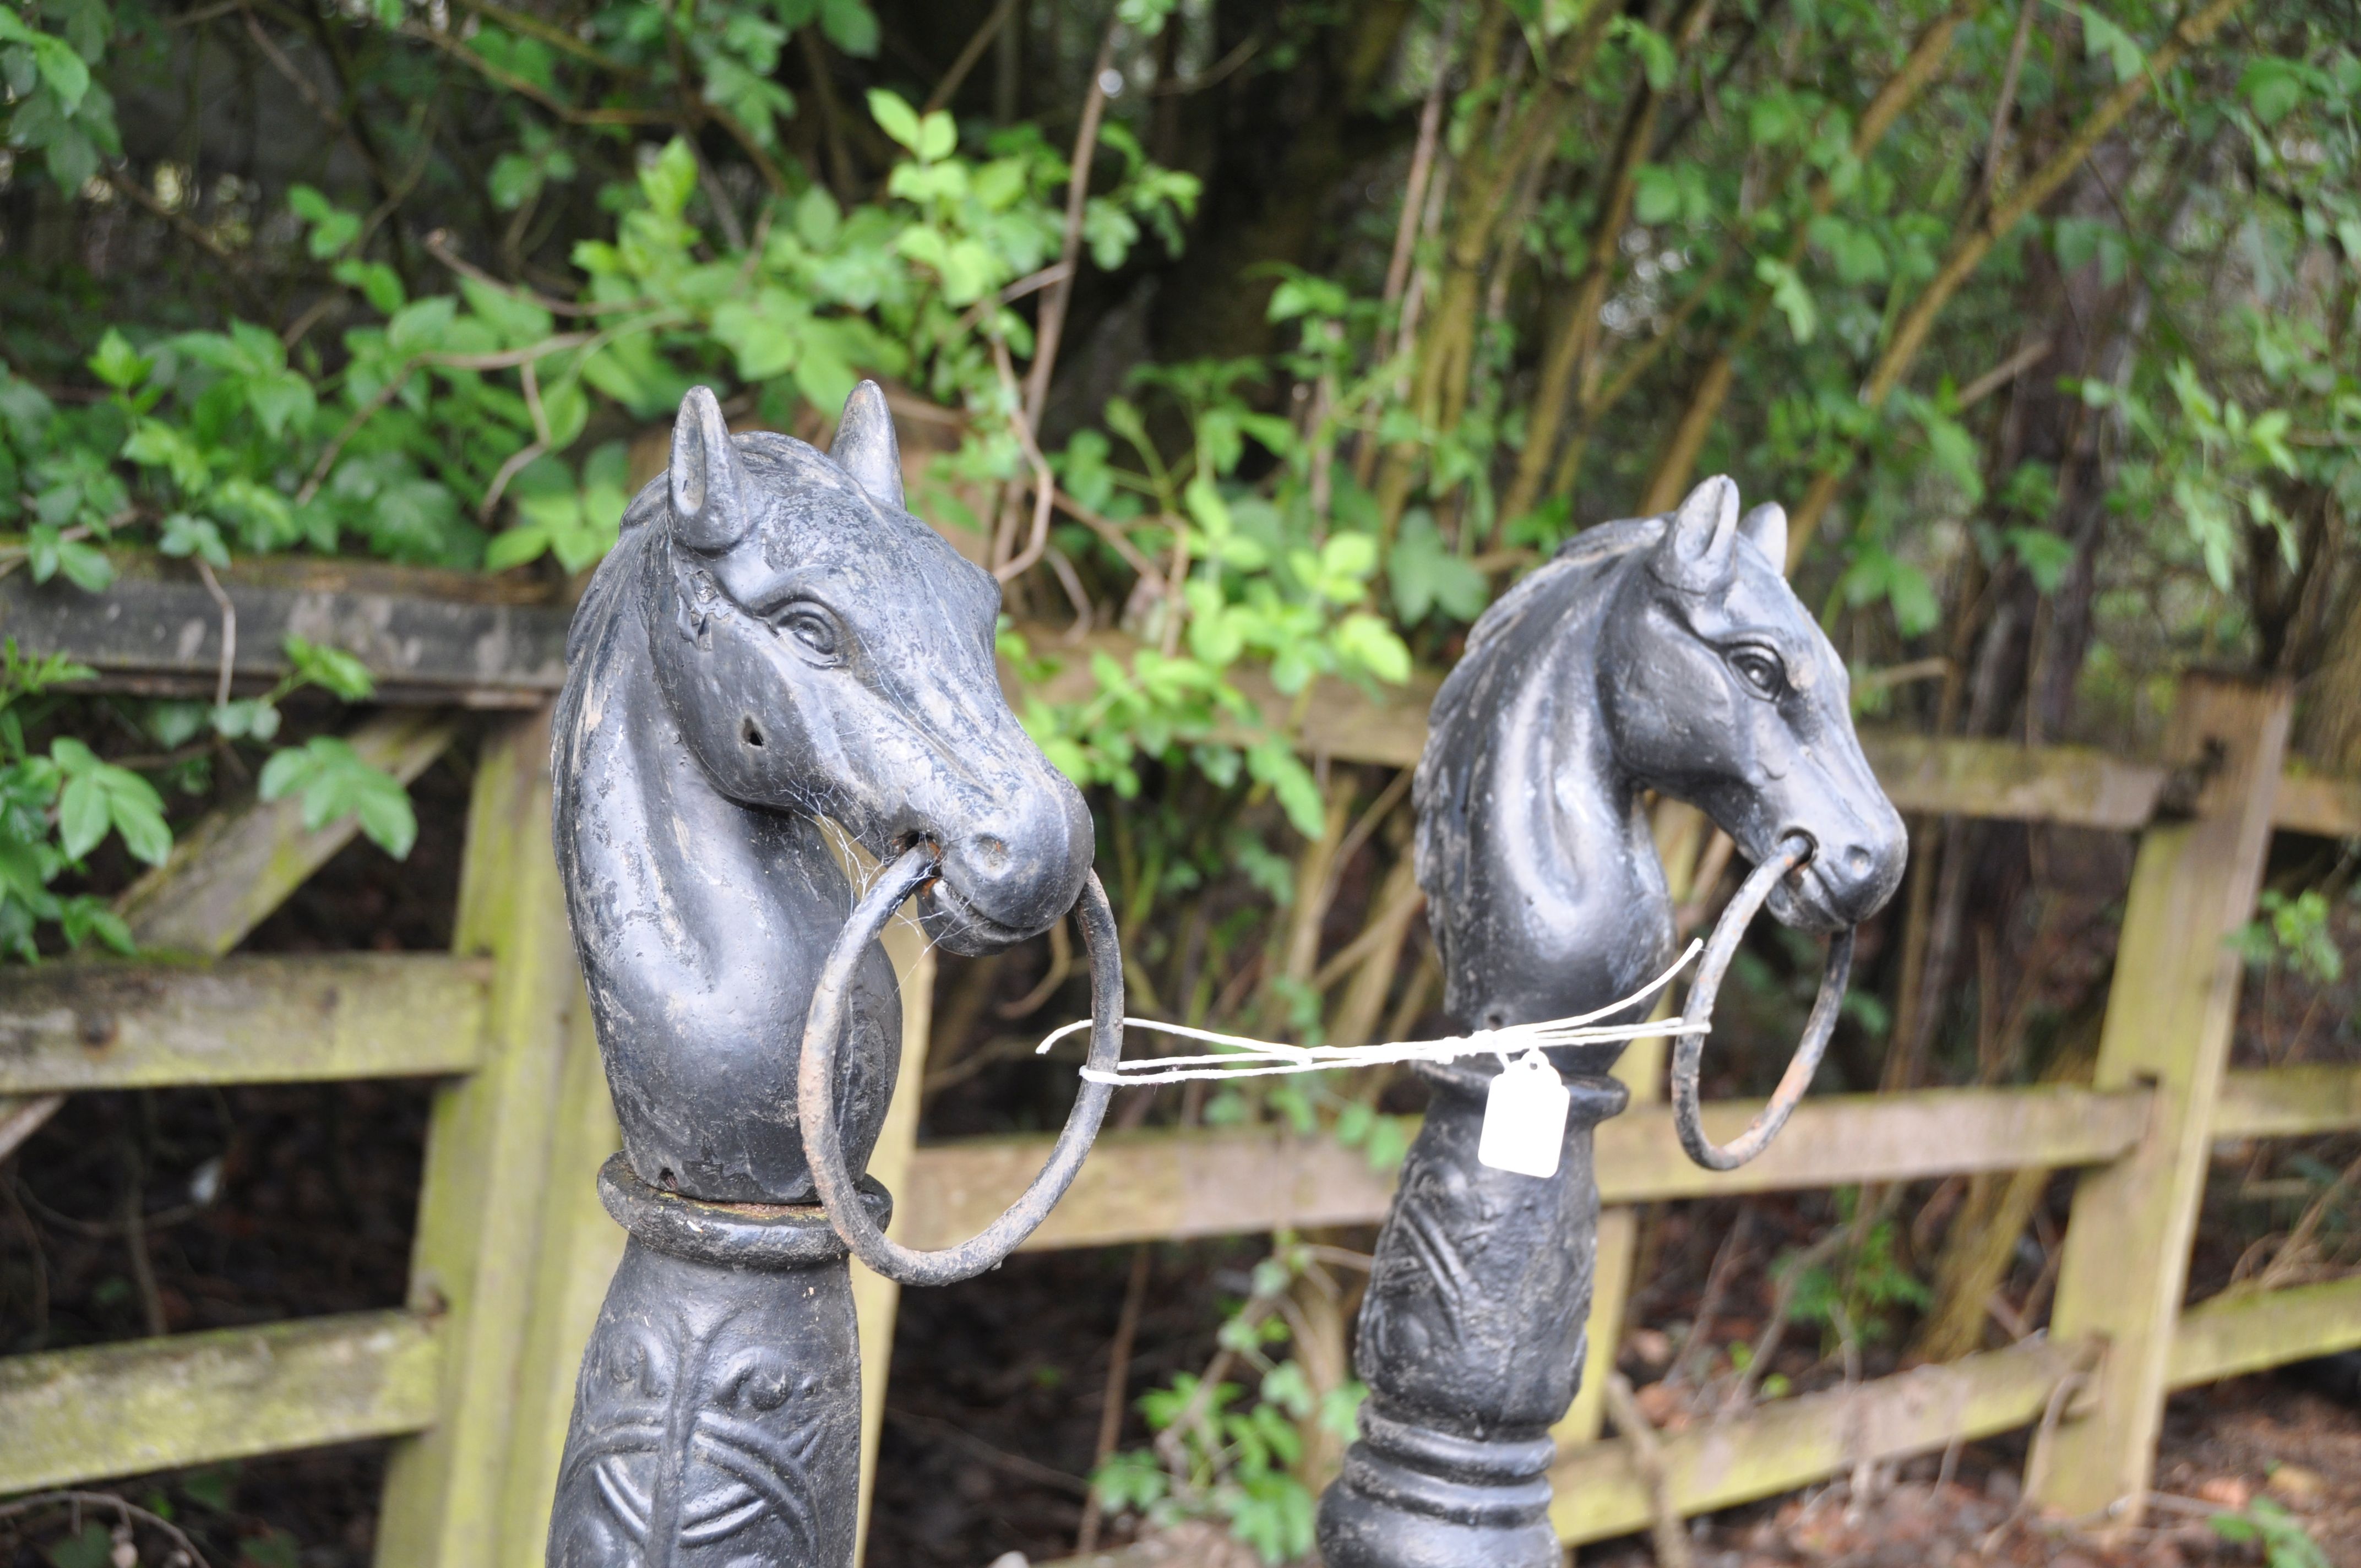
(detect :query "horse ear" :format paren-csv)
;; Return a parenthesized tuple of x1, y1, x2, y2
(829, 380, 904, 510)
(669, 386, 754, 553)
(1737, 502, 1788, 574)
(1653, 475, 1742, 592)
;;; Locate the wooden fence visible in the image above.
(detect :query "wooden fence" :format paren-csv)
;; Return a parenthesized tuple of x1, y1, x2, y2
(2, 556, 2359, 1559)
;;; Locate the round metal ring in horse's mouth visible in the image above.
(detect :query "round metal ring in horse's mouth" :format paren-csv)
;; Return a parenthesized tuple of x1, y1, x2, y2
(797, 843, 1124, 1286)
(1668, 834, 1858, 1172)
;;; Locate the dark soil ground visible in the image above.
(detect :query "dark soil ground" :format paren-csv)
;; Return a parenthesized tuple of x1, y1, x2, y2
(1580, 1375, 2361, 1568)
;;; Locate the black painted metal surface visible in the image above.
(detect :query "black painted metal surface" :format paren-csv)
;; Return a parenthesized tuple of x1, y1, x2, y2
(545, 382, 1113, 1565)
(1319, 476, 1907, 1567)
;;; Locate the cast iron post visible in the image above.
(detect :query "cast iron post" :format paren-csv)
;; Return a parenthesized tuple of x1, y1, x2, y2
(542, 385, 1122, 1566)
(1316, 478, 1907, 1567)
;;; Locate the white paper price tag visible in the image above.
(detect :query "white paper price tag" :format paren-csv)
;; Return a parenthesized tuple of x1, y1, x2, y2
(1477, 1049, 1570, 1179)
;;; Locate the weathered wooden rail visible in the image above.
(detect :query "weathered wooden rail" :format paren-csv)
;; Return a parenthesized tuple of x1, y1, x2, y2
(2, 554, 2358, 1560)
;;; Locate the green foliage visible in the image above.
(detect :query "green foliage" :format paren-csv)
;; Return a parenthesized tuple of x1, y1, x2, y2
(1015, 355, 1416, 839)
(0, 614, 410, 954)
(1776, 1207, 1931, 1351)
(1097, 1240, 1364, 1565)
(258, 737, 417, 860)
(2211, 1499, 2331, 1568)
(2233, 888, 2346, 984)
(0, 641, 129, 958)
(0, 0, 117, 192)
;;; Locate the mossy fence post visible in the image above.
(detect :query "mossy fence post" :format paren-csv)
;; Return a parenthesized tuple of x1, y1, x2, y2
(2030, 674, 2292, 1521)
(374, 709, 621, 1567)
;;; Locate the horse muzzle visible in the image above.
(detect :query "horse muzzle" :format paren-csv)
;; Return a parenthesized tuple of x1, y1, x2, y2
(1763, 816, 1905, 934)
(912, 777, 1095, 955)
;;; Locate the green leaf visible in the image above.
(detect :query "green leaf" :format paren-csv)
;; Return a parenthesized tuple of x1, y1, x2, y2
(292, 186, 362, 258)
(257, 745, 308, 803)
(24, 28, 91, 110)
(333, 258, 407, 314)
(1247, 738, 1326, 838)
(1754, 256, 1818, 344)
(60, 898, 133, 954)
(818, 0, 879, 57)
(57, 774, 107, 859)
(540, 380, 590, 449)
(55, 535, 115, 592)
(713, 295, 803, 382)
(917, 110, 957, 164)
(487, 152, 542, 211)
(211, 698, 280, 742)
(2005, 527, 2076, 592)
(1633, 165, 1681, 226)
(868, 89, 924, 156)
(88, 328, 151, 391)
(90, 328, 153, 391)
(1331, 613, 1411, 684)
(1184, 474, 1233, 540)
(259, 737, 416, 858)
(458, 276, 554, 347)
(2239, 58, 2306, 126)
(384, 296, 460, 355)
(159, 513, 231, 569)
(483, 524, 551, 571)
(1806, 214, 1886, 285)
(1318, 531, 1377, 581)
(793, 184, 842, 250)
(1389, 510, 1489, 624)
(1609, 16, 1675, 90)
(1266, 272, 1348, 322)
(1838, 543, 1940, 636)
(2079, 6, 2144, 84)
(639, 137, 699, 219)
(110, 790, 171, 865)
(284, 635, 376, 700)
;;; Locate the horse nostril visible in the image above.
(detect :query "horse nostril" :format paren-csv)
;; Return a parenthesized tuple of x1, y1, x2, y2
(966, 835, 1011, 875)
(1843, 845, 1873, 877)
(741, 718, 765, 749)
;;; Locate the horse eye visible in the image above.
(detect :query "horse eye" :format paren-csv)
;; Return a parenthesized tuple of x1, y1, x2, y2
(777, 607, 840, 660)
(1728, 646, 1785, 696)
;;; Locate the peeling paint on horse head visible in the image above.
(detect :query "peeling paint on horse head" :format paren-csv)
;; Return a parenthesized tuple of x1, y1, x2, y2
(546, 383, 1091, 1566)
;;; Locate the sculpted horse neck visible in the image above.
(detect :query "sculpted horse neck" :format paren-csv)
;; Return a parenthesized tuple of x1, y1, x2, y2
(546, 383, 1091, 1566)
(1322, 477, 1906, 1568)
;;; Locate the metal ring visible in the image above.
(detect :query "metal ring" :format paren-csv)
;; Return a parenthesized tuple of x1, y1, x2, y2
(798, 844, 1123, 1286)
(1669, 835, 1857, 1172)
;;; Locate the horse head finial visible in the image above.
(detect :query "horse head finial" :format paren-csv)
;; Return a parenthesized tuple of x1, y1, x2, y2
(670, 385, 754, 553)
(1651, 476, 1792, 591)
(829, 381, 904, 510)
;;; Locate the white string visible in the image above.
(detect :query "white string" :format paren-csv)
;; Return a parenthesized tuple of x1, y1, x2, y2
(1034, 938, 1711, 1086)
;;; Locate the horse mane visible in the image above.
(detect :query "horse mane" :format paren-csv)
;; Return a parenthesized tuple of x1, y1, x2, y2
(565, 480, 668, 668)
(1412, 516, 1663, 1013)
